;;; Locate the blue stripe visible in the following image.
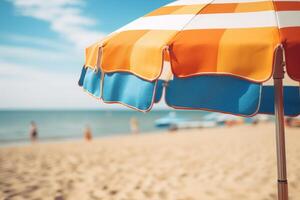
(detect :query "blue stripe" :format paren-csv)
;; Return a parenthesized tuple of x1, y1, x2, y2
(78, 66, 87, 86)
(259, 86, 300, 116)
(82, 68, 101, 98)
(165, 76, 261, 116)
(78, 68, 299, 116)
(102, 72, 156, 111)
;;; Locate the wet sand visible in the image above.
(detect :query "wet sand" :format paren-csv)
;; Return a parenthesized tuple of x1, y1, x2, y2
(0, 123, 300, 200)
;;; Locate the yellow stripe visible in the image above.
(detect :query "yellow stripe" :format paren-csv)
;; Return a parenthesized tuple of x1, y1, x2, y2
(217, 26, 280, 81)
(215, 0, 279, 82)
(146, 5, 206, 16)
(85, 42, 101, 69)
(129, 30, 177, 80)
(146, 1, 274, 16)
(233, 0, 273, 12)
(101, 30, 176, 80)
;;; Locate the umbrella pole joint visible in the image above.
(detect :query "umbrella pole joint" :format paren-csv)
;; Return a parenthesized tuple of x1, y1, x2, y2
(273, 47, 288, 200)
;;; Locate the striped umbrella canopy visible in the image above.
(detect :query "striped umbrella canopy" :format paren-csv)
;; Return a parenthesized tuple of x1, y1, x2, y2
(78, 0, 300, 199)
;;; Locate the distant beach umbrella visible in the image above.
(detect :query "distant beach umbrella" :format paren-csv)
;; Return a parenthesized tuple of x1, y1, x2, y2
(78, 0, 300, 199)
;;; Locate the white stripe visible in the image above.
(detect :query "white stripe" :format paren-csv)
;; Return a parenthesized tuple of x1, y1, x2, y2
(115, 11, 281, 32)
(167, 0, 268, 6)
(116, 15, 194, 32)
(276, 11, 300, 28)
(184, 11, 277, 29)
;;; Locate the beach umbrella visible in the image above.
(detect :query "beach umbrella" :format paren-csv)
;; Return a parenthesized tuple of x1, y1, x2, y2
(78, 0, 300, 199)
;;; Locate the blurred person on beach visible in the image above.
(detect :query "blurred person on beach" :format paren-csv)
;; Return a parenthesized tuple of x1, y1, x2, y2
(29, 121, 38, 142)
(130, 117, 139, 134)
(168, 124, 178, 132)
(225, 119, 244, 127)
(84, 125, 93, 141)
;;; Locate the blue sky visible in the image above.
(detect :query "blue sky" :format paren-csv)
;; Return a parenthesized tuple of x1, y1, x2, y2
(0, 0, 172, 109)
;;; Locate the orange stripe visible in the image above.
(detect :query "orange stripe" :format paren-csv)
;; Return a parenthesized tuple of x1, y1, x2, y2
(274, 2, 300, 11)
(280, 27, 300, 81)
(146, 6, 182, 16)
(146, 5, 205, 16)
(129, 30, 177, 79)
(201, 1, 274, 14)
(147, 6, 191, 16)
(217, 27, 279, 82)
(146, 2, 274, 16)
(212, 1, 278, 82)
(102, 30, 177, 80)
(200, 3, 237, 14)
(170, 27, 280, 82)
(85, 42, 101, 68)
(170, 29, 225, 77)
(85, 33, 118, 69)
(102, 30, 148, 72)
(233, 1, 274, 13)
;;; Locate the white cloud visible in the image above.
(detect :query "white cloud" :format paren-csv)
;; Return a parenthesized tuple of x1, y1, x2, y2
(0, 1, 108, 109)
(0, 0, 107, 109)
(0, 45, 80, 64)
(0, 60, 120, 109)
(1, 34, 70, 50)
(8, 0, 106, 49)
(1, 1, 169, 110)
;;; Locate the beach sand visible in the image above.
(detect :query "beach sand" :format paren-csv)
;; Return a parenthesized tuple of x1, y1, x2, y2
(0, 123, 300, 200)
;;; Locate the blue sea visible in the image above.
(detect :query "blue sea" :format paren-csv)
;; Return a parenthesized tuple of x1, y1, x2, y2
(0, 110, 208, 146)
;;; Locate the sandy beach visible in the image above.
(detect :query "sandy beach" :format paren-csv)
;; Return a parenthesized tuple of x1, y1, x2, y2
(0, 123, 300, 200)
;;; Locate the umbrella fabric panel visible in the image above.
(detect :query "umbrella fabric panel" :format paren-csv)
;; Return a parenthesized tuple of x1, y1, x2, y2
(101, 30, 176, 81)
(154, 1, 274, 15)
(95, 0, 212, 81)
(165, 75, 261, 116)
(258, 86, 300, 116)
(102, 72, 157, 111)
(280, 27, 300, 82)
(84, 0, 300, 83)
(170, 1, 279, 82)
(273, 0, 300, 81)
(84, 33, 119, 69)
(82, 67, 101, 99)
(80, 0, 300, 116)
(86, 0, 281, 82)
(170, 27, 279, 82)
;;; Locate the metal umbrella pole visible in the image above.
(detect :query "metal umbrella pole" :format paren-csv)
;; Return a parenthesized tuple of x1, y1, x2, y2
(273, 46, 288, 200)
